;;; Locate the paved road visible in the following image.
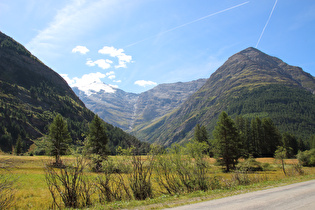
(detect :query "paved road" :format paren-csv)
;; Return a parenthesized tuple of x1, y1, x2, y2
(168, 180, 315, 210)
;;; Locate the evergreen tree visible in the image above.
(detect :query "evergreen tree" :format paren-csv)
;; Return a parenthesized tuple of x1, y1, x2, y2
(244, 118, 252, 156)
(251, 117, 263, 157)
(48, 114, 71, 166)
(282, 133, 298, 157)
(85, 115, 109, 171)
(194, 124, 208, 143)
(235, 116, 252, 157)
(194, 124, 201, 142)
(297, 138, 307, 152)
(200, 125, 208, 143)
(15, 135, 23, 155)
(309, 135, 315, 149)
(261, 118, 281, 157)
(213, 111, 242, 172)
(194, 124, 209, 155)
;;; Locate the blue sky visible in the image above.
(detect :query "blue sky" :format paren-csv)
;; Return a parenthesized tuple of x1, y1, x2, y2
(1, 0, 315, 93)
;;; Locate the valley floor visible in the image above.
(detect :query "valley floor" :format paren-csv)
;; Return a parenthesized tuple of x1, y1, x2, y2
(0, 155, 314, 209)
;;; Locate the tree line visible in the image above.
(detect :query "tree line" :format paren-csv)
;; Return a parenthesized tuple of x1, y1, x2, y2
(195, 111, 314, 172)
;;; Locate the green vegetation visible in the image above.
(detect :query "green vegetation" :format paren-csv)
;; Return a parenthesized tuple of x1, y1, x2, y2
(297, 149, 315, 166)
(0, 152, 314, 209)
(47, 114, 71, 165)
(227, 84, 315, 142)
(234, 115, 282, 157)
(213, 112, 242, 172)
(85, 115, 110, 171)
(274, 146, 288, 175)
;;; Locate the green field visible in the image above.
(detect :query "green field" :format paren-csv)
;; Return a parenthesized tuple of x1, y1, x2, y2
(0, 155, 314, 209)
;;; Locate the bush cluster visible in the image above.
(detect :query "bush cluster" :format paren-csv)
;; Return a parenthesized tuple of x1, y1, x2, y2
(297, 149, 315, 167)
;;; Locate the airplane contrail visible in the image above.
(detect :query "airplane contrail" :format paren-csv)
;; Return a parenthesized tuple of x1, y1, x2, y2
(126, 1, 250, 48)
(256, 0, 278, 48)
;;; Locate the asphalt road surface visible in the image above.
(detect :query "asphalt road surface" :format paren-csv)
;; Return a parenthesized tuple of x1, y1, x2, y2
(168, 180, 315, 210)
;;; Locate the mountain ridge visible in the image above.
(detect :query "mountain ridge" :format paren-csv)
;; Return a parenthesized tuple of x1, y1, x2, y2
(74, 78, 207, 131)
(132, 47, 315, 146)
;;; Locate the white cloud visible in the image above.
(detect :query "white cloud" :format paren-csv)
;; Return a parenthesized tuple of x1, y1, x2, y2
(64, 72, 116, 95)
(108, 75, 116, 80)
(134, 80, 157, 87)
(114, 80, 122, 83)
(86, 58, 113, 69)
(105, 71, 115, 77)
(72, 46, 89, 54)
(105, 71, 116, 80)
(98, 46, 132, 68)
(99, 46, 123, 57)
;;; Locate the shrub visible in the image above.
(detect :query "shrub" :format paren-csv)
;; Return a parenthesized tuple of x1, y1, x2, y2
(236, 156, 263, 172)
(96, 158, 132, 203)
(129, 154, 154, 200)
(154, 141, 211, 194)
(286, 164, 304, 176)
(45, 157, 93, 209)
(154, 152, 185, 195)
(297, 149, 315, 167)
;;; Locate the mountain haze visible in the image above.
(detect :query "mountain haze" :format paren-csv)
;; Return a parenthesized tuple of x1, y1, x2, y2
(133, 47, 315, 146)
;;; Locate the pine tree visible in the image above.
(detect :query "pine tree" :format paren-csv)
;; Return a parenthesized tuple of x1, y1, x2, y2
(261, 118, 281, 157)
(194, 124, 208, 143)
(244, 118, 252, 156)
(282, 133, 298, 157)
(48, 114, 71, 166)
(309, 135, 315, 149)
(85, 115, 109, 171)
(15, 135, 23, 155)
(200, 125, 208, 143)
(213, 111, 242, 172)
(194, 124, 201, 142)
(235, 116, 252, 157)
(251, 117, 263, 157)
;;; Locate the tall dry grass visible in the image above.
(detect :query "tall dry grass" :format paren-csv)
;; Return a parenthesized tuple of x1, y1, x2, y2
(0, 154, 314, 209)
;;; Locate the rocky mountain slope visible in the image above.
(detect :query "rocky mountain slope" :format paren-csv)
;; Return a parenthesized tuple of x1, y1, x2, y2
(133, 47, 315, 146)
(74, 79, 206, 131)
(0, 31, 149, 153)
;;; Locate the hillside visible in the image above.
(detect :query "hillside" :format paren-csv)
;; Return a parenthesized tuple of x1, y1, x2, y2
(74, 79, 206, 131)
(0, 31, 149, 154)
(134, 47, 315, 146)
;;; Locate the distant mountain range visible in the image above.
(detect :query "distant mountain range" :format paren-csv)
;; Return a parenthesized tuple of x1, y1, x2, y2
(77, 47, 315, 147)
(0, 31, 148, 153)
(73, 79, 207, 131)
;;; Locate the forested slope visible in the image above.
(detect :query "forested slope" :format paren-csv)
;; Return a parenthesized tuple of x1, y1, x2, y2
(0, 31, 149, 154)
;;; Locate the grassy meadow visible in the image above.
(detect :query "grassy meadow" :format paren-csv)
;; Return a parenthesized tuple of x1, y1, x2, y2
(0, 155, 314, 209)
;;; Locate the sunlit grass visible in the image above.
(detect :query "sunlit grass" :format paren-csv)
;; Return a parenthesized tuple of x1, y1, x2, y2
(0, 154, 314, 209)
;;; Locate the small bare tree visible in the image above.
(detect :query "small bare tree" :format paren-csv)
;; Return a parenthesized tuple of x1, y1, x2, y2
(274, 146, 288, 176)
(96, 158, 132, 203)
(118, 146, 156, 200)
(45, 157, 94, 209)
